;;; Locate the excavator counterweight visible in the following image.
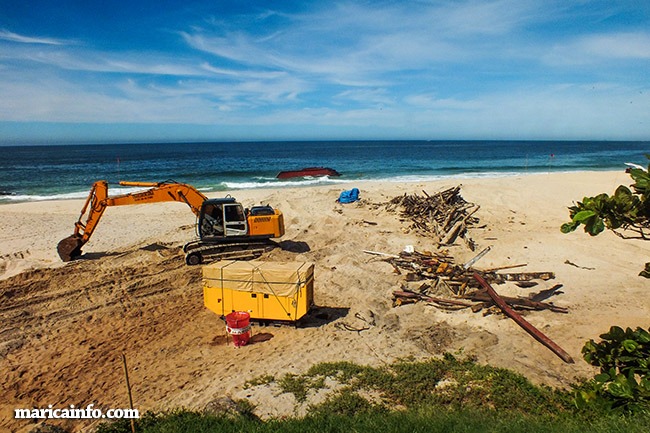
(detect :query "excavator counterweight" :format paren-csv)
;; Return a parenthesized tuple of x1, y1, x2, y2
(57, 180, 284, 264)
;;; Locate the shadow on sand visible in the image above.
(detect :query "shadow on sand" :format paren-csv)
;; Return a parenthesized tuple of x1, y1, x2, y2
(278, 240, 311, 253)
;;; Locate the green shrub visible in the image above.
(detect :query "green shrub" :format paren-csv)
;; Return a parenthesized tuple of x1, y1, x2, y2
(577, 326, 650, 411)
(561, 157, 650, 276)
(561, 158, 649, 238)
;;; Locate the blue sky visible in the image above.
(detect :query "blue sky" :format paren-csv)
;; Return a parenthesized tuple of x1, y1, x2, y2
(1, 0, 649, 144)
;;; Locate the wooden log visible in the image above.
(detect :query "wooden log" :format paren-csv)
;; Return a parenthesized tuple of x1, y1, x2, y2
(462, 204, 481, 222)
(393, 290, 419, 299)
(394, 297, 417, 306)
(473, 273, 574, 364)
(501, 271, 555, 281)
(480, 263, 528, 272)
(392, 290, 474, 308)
(441, 208, 457, 231)
(363, 250, 400, 258)
(468, 290, 568, 313)
(424, 297, 474, 308)
(441, 220, 464, 244)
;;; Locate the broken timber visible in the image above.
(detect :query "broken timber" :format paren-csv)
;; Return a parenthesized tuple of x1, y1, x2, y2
(468, 290, 568, 314)
(387, 250, 566, 314)
(393, 290, 475, 309)
(382, 251, 555, 288)
(473, 272, 574, 364)
(382, 186, 480, 250)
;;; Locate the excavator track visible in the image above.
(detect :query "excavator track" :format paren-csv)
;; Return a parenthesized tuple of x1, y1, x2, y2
(183, 239, 278, 265)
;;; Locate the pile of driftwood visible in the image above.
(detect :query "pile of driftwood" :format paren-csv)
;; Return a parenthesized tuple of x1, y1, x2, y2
(383, 186, 480, 250)
(384, 250, 562, 312)
(372, 249, 574, 363)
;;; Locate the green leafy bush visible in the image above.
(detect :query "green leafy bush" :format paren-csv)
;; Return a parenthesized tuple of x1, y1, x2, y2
(561, 160, 649, 238)
(561, 156, 650, 276)
(577, 326, 650, 411)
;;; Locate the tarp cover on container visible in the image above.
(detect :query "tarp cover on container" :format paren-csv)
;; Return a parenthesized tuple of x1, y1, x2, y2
(203, 260, 314, 297)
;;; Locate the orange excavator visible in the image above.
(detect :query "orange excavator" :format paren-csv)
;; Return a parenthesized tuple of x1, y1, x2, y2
(57, 180, 285, 265)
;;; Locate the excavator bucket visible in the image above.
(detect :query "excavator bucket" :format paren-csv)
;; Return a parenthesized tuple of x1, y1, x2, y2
(57, 235, 84, 262)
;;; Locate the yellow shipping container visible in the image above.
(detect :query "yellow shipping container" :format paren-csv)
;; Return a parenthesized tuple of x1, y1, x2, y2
(202, 260, 314, 322)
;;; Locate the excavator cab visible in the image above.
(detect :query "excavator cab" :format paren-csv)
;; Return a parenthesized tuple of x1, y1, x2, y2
(197, 198, 284, 241)
(187, 198, 285, 265)
(198, 198, 249, 239)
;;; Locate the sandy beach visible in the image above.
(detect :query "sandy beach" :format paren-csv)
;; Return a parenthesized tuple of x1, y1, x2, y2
(1, 170, 649, 432)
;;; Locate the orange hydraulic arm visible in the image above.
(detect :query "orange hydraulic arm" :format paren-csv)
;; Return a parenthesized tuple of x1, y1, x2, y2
(57, 180, 208, 261)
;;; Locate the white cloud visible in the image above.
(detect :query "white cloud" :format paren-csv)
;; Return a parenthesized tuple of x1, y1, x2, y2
(0, 29, 67, 45)
(580, 32, 650, 59)
(334, 88, 394, 106)
(199, 62, 286, 79)
(2, 44, 209, 76)
(181, 1, 543, 82)
(436, 0, 542, 35)
(404, 94, 483, 111)
(545, 31, 650, 65)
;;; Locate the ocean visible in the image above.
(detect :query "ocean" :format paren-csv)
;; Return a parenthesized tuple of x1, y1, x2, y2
(0, 140, 648, 203)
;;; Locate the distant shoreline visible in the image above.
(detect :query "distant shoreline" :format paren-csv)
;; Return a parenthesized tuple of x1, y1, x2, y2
(0, 169, 631, 206)
(0, 168, 632, 205)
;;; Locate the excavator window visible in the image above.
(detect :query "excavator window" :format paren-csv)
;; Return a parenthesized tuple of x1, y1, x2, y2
(201, 203, 224, 236)
(224, 204, 247, 234)
(224, 204, 245, 222)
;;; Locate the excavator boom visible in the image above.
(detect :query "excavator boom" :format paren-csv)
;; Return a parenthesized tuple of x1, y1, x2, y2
(57, 180, 208, 261)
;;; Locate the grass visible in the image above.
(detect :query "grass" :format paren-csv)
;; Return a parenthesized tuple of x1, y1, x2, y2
(95, 354, 650, 433)
(96, 407, 650, 433)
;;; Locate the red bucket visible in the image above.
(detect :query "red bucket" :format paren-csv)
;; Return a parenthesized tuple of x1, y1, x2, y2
(225, 311, 251, 347)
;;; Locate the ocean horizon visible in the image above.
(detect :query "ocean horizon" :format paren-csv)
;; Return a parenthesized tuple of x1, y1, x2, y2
(1, 140, 648, 203)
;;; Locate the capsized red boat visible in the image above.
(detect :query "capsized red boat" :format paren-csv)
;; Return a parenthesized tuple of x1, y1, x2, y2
(276, 167, 341, 179)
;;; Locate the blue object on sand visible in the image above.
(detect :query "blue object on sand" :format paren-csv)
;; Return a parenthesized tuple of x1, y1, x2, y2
(338, 188, 359, 203)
